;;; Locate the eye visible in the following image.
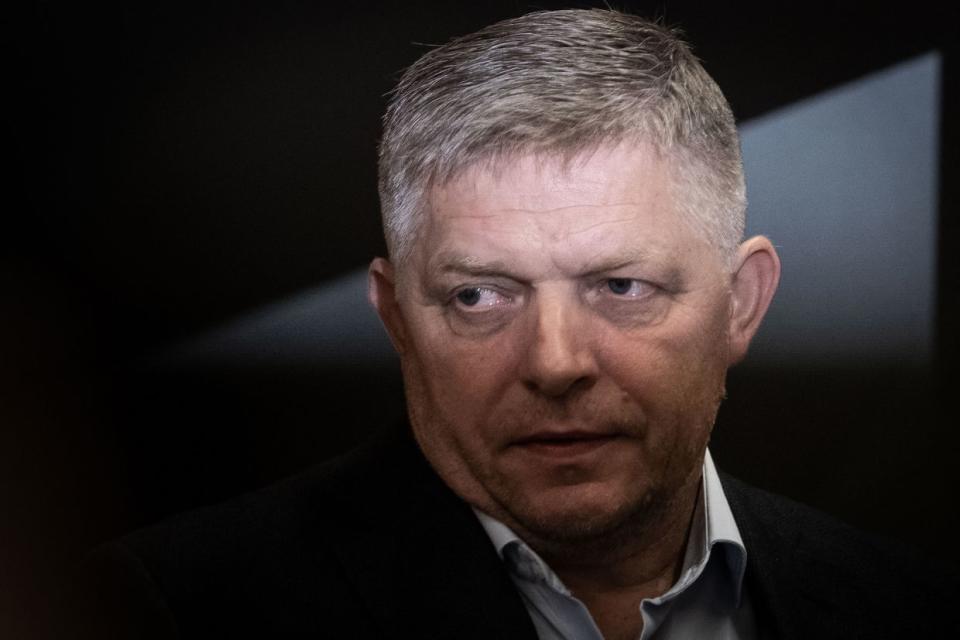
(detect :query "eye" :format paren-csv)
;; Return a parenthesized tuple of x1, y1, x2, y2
(443, 285, 518, 336)
(453, 286, 509, 309)
(605, 278, 654, 297)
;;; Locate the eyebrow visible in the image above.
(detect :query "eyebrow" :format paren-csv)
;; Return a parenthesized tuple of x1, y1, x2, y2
(576, 250, 657, 277)
(432, 253, 517, 278)
(430, 248, 663, 280)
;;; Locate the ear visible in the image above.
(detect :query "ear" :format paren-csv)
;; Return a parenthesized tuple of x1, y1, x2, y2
(368, 257, 409, 356)
(726, 236, 781, 365)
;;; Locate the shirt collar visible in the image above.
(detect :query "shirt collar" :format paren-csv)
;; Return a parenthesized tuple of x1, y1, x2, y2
(677, 449, 748, 608)
(473, 448, 747, 606)
(474, 509, 573, 594)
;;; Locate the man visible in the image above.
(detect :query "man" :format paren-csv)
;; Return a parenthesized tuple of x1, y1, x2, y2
(76, 9, 954, 639)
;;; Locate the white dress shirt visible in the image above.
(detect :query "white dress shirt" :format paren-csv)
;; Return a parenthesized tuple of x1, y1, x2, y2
(474, 450, 757, 639)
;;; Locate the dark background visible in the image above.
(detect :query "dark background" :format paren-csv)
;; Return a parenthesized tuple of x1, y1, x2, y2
(4, 2, 958, 637)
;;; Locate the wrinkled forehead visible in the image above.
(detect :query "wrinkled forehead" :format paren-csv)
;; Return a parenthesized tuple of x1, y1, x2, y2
(398, 144, 720, 283)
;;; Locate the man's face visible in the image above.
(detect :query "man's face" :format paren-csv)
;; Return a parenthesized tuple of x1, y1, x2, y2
(381, 144, 738, 542)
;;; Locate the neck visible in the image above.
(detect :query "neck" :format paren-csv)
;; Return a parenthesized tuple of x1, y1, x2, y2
(524, 477, 702, 640)
(545, 480, 698, 592)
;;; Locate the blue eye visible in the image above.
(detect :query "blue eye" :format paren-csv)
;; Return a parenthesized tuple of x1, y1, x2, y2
(453, 287, 508, 309)
(456, 288, 483, 306)
(607, 278, 634, 295)
(603, 278, 656, 299)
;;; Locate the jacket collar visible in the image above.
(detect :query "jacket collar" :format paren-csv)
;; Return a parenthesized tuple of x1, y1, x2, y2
(719, 472, 867, 640)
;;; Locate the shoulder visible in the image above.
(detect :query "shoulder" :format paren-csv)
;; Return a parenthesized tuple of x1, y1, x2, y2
(721, 472, 933, 575)
(720, 473, 959, 638)
(73, 426, 535, 639)
(73, 426, 431, 637)
(113, 425, 404, 576)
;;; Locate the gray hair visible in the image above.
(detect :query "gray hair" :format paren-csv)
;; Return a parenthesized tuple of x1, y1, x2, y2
(378, 9, 746, 267)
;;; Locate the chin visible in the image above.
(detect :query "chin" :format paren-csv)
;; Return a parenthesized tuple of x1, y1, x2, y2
(503, 482, 660, 544)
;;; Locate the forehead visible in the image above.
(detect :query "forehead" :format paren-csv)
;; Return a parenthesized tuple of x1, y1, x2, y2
(412, 144, 716, 278)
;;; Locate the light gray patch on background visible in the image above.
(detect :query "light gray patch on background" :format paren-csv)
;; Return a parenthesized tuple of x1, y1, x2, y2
(158, 268, 395, 369)
(741, 52, 939, 367)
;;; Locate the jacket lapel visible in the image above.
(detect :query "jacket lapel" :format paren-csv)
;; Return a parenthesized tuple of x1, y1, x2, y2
(721, 473, 862, 639)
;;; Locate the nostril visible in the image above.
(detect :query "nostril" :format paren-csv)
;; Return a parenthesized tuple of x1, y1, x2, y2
(524, 372, 596, 398)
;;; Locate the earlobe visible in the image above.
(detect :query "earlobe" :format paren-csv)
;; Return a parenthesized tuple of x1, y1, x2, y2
(727, 236, 781, 365)
(367, 257, 408, 355)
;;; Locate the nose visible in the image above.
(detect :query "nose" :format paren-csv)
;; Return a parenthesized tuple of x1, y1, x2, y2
(522, 292, 598, 397)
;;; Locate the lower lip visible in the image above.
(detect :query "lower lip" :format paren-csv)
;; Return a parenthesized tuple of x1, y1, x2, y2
(515, 436, 620, 459)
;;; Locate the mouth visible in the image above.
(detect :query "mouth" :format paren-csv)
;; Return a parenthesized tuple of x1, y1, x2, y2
(511, 431, 623, 458)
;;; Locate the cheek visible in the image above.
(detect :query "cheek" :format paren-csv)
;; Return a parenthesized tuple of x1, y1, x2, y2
(597, 319, 729, 422)
(600, 342, 722, 486)
(402, 321, 523, 422)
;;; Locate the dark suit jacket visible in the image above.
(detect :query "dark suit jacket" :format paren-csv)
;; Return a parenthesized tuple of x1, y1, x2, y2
(72, 425, 957, 639)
